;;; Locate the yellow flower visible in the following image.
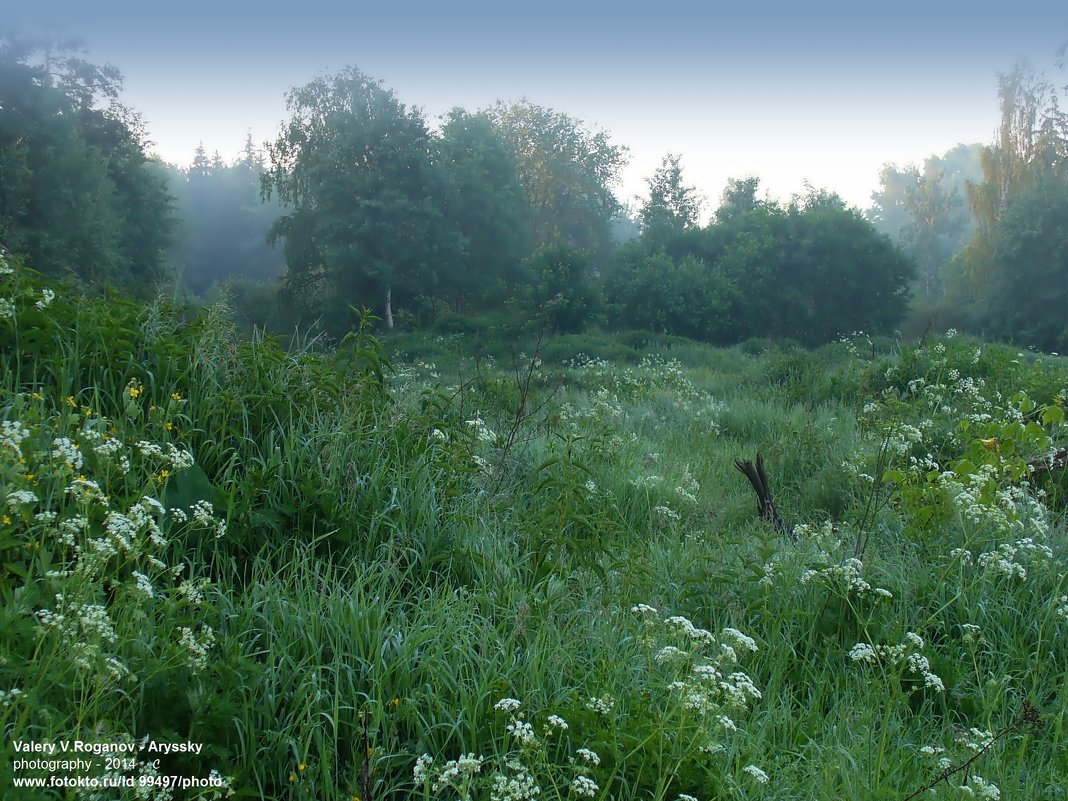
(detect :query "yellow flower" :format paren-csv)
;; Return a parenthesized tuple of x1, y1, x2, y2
(288, 774, 295, 783)
(171, 392, 184, 402)
(66, 396, 77, 408)
(1, 515, 10, 525)
(156, 470, 170, 484)
(165, 421, 174, 431)
(298, 764, 306, 772)
(129, 386, 141, 399)
(388, 697, 400, 708)
(31, 392, 43, 401)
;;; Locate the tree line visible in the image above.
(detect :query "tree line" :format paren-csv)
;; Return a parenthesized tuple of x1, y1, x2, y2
(3, 36, 1066, 350)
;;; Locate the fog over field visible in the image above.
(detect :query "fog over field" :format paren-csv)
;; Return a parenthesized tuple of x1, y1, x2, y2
(6, 0, 1065, 208)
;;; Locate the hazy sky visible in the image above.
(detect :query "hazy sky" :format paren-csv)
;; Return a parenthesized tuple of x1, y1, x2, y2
(6, 1, 1067, 212)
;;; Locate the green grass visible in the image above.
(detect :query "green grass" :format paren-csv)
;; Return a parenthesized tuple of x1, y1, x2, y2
(2, 257, 1066, 800)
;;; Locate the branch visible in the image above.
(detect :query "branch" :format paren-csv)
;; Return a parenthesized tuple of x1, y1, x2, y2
(901, 703, 1042, 801)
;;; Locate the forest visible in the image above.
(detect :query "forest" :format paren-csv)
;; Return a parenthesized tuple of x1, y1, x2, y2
(1, 32, 1067, 801)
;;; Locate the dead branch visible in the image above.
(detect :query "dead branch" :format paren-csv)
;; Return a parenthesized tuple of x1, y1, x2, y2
(734, 452, 790, 536)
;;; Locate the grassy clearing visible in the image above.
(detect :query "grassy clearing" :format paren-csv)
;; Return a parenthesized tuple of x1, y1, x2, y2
(2, 258, 1066, 800)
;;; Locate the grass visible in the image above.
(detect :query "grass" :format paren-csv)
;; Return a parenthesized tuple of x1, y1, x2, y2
(1, 256, 1066, 800)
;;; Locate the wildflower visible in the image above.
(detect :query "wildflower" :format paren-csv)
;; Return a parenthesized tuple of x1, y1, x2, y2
(177, 625, 215, 672)
(505, 719, 535, 745)
(722, 627, 758, 652)
(1, 420, 31, 454)
(849, 643, 877, 664)
(413, 754, 434, 783)
(585, 696, 614, 715)
(743, 764, 769, 783)
(576, 747, 600, 766)
(655, 645, 687, 664)
(432, 753, 483, 792)
(489, 766, 540, 801)
(967, 775, 1001, 800)
(543, 714, 568, 734)
(494, 697, 521, 713)
(0, 298, 14, 318)
(35, 289, 55, 310)
(571, 775, 598, 797)
(6, 489, 38, 509)
(631, 603, 658, 615)
(132, 571, 155, 598)
(678, 795, 699, 801)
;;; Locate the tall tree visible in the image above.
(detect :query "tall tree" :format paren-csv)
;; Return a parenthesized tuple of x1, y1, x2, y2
(435, 108, 530, 311)
(638, 153, 702, 236)
(0, 37, 173, 291)
(262, 68, 460, 331)
(951, 64, 1068, 307)
(486, 100, 627, 260)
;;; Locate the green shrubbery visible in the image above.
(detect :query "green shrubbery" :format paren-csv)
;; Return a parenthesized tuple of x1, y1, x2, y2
(2, 255, 1066, 800)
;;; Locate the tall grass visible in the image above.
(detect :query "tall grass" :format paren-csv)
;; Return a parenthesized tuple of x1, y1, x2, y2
(2, 257, 1065, 799)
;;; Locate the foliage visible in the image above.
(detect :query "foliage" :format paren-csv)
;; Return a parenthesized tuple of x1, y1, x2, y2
(262, 67, 461, 333)
(4, 214, 1068, 801)
(0, 38, 174, 294)
(524, 244, 600, 334)
(605, 184, 914, 346)
(867, 144, 982, 302)
(948, 63, 1068, 341)
(638, 153, 703, 239)
(436, 109, 532, 312)
(485, 100, 627, 262)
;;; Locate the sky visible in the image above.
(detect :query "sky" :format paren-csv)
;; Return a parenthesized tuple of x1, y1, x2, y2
(5, 1, 1068, 213)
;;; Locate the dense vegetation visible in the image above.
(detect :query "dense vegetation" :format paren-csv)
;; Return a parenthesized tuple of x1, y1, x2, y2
(2, 256, 1066, 800)
(2, 31, 1068, 801)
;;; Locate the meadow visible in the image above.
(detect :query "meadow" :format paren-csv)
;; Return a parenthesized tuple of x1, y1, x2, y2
(2, 256, 1066, 800)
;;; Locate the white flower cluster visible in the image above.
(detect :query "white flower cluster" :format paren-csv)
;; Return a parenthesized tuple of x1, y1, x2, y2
(430, 753, 483, 793)
(584, 695, 615, 715)
(1, 420, 31, 456)
(848, 633, 944, 692)
(191, 500, 227, 538)
(35, 288, 55, 310)
(177, 625, 216, 673)
(963, 774, 1001, 799)
(466, 416, 498, 444)
(800, 556, 892, 598)
(6, 489, 38, 509)
(489, 763, 541, 801)
(571, 775, 598, 797)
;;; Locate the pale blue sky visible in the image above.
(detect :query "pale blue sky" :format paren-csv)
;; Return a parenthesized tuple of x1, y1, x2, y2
(6, 1, 1067, 211)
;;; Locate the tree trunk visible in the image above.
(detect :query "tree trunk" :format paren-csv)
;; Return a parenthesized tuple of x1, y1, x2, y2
(384, 287, 394, 329)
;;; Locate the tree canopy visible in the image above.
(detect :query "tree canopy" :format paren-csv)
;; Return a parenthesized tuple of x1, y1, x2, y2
(262, 67, 461, 331)
(0, 38, 174, 293)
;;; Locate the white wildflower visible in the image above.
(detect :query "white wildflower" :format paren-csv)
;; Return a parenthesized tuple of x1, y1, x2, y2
(743, 764, 769, 783)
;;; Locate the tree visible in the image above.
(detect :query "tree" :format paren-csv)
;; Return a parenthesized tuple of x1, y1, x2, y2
(985, 172, 1068, 350)
(526, 243, 599, 333)
(0, 37, 174, 292)
(715, 177, 762, 223)
(486, 101, 627, 261)
(604, 185, 913, 346)
(262, 68, 460, 331)
(951, 64, 1068, 308)
(638, 153, 702, 237)
(435, 108, 530, 311)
